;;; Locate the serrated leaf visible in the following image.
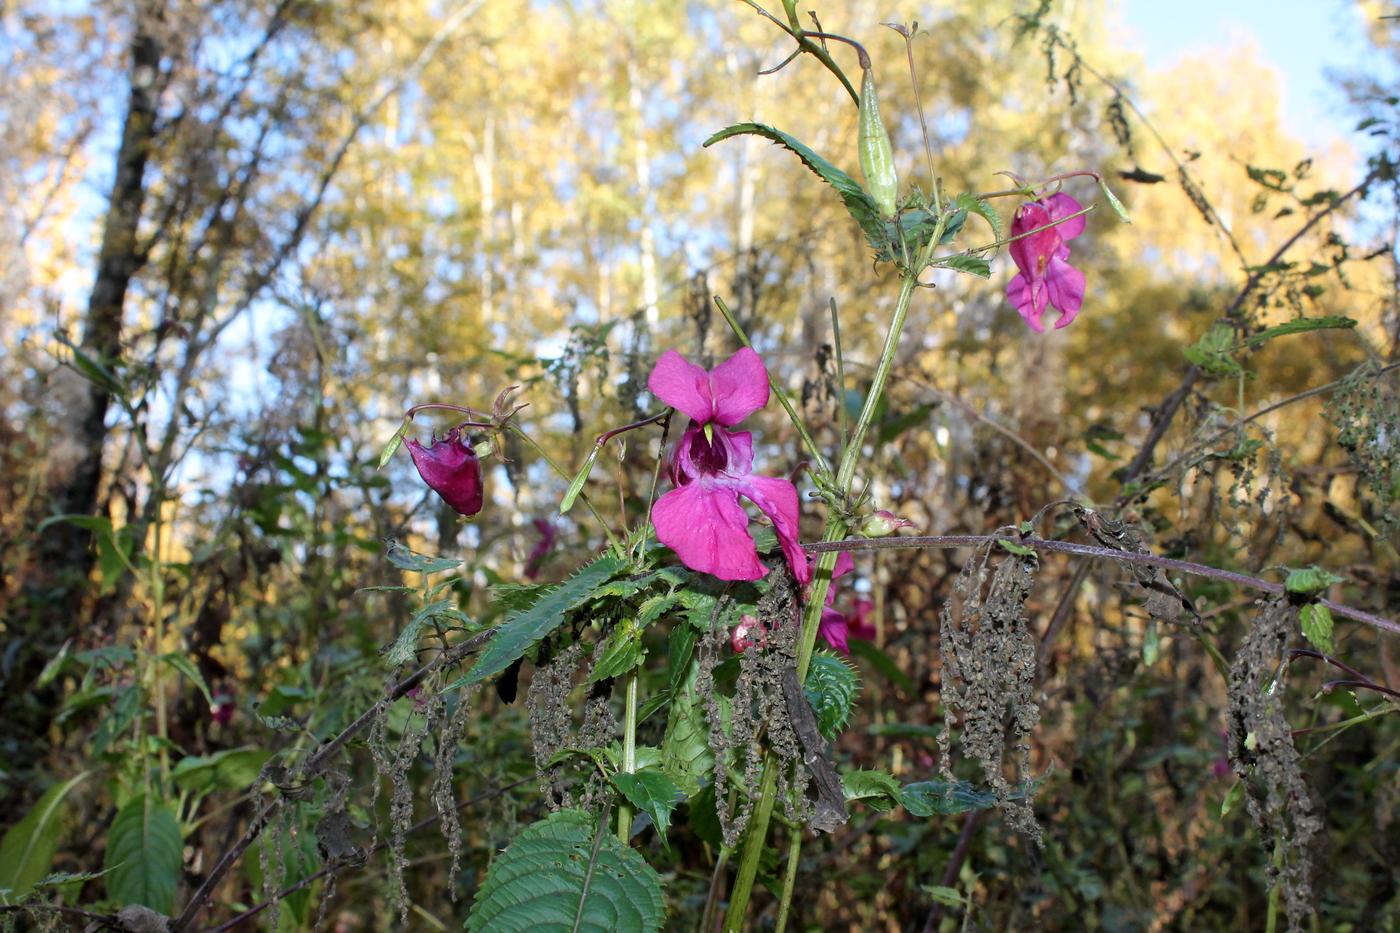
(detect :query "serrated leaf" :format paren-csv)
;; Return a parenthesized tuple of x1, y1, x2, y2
(386, 598, 469, 667)
(0, 772, 88, 900)
(923, 884, 967, 907)
(956, 192, 1004, 243)
(805, 654, 860, 741)
(160, 652, 212, 704)
(465, 809, 663, 933)
(1184, 323, 1245, 377)
(612, 770, 680, 846)
(842, 769, 903, 812)
(448, 554, 626, 689)
(172, 748, 274, 794)
(105, 796, 182, 913)
(588, 621, 645, 684)
(937, 254, 992, 278)
(1284, 565, 1346, 595)
(1300, 603, 1335, 654)
(660, 660, 714, 797)
(384, 540, 462, 574)
(704, 123, 890, 260)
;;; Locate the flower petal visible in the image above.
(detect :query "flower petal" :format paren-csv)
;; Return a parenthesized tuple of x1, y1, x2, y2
(819, 607, 850, 654)
(648, 350, 715, 423)
(1045, 255, 1085, 328)
(707, 347, 770, 426)
(734, 473, 810, 584)
(1007, 274, 1046, 332)
(1043, 193, 1086, 241)
(652, 482, 766, 581)
(407, 432, 484, 515)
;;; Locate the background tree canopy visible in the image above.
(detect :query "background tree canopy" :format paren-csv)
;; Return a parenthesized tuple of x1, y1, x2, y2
(1, 1, 1397, 930)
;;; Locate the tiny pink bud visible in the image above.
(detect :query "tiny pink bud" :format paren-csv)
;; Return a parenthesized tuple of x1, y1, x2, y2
(406, 427, 484, 515)
(731, 614, 765, 653)
(857, 509, 914, 539)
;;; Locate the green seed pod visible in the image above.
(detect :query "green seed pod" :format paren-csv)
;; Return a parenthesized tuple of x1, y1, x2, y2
(858, 67, 898, 217)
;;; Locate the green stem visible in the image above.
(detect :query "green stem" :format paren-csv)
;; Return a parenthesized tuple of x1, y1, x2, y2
(714, 295, 833, 480)
(1265, 839, 1283, 933)
(774, 830, 803, 933)
(726, 227, 940, 928)
(617, 669, 639, 844)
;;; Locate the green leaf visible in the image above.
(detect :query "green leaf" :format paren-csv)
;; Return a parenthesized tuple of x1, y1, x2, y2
(1241, 315, 1356, 349)
(588, 620, 645, 684)
(64, 343, 125, 397)
(923, 884, 967, 908)
(841, 769, 903, 812)
(1300, 603, 1335, 654)
(611, 770, 680, 846)
(1097, 177, 1132, 222)
(936, 254, 991, 278)
(387, 598, 470, 667)
(172, 748, 274, 794)
(0, 772, 88, 900)
(1220, 780, 1244, 819)
(996, 539, 1036, 557)
(385, 540, 462, 574)
(703, 123, 889, 260)
(160, 652, 213, 705)
(805, 653, 860, 741)
(955, 192, 1003, 243)
(105, 796, 182, 913)
(660, 659, 713, 797)
(464, 809, 664, 933)
(1284, 565, 1346, 596)
(448, 553, 626, 689)
(560, 446, 602, 514)
(899, 778, 1038, 817)
(1184, 323, 1245, 377)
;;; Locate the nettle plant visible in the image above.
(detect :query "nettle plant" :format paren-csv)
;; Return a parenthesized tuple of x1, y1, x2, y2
(11, 12, 1399, 933)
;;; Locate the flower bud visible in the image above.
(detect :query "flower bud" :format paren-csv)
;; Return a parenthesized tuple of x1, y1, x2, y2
(407, 428, 485, 515)
(857, 509, 914, 538)
(731, 614, 765, 653)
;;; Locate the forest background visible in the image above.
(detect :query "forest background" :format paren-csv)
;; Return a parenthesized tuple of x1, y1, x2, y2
(1, 0, 1399, 930)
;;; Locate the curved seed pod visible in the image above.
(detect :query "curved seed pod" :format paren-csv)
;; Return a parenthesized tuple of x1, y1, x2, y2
(858, 66, 898, 217)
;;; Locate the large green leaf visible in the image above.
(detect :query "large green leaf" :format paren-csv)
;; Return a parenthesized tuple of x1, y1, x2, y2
(448, 554, 626, 689)
(703, 123, 889, 259)
(172, 748, 274, 794)
(464, 808, 664, 932)
(0, 772, 88, 900)
(660, 660, 713, 797)
(105, 796, 182, 913)
(899, 778, 1040, 817)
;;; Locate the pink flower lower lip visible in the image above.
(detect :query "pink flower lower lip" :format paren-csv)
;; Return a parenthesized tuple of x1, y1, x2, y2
(1005, 191, 1087, 332)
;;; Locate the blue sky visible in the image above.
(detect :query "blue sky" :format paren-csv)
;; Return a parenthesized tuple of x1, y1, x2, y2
(1121, 0, 1391, 146)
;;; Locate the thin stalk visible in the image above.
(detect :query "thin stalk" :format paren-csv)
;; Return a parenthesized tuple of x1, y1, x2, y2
(722, 764, 779, 932)
(700, 845, 732, 933)
(830, 297, 850, 451)
(617, 670, 639, 843)
(774, 829, 803, 933)
(714, 295, 833, 479)
(1265, 840, 1283, 933)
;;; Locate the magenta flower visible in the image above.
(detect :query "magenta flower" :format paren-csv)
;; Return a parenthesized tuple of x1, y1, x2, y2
(649, 349, 809, 584)
(406, 427, 485, 516)
(817, 553, 878, 654)
(1005, 192, 1086, 332)
(525, 518, 556, 580)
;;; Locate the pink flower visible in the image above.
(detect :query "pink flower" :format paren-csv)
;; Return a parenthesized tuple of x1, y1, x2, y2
(649, 349, 809, 584)
(406, 427, 484, 515)
(817, 553, 878, 654)
(210, 694, 235, 726)
(731, 614, 767, 653)
(525, 518, 556, 579)
(1005, 192, 1086, 332)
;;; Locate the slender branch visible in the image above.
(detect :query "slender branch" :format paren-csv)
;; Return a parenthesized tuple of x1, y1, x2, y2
(802, 536, 1400, 636)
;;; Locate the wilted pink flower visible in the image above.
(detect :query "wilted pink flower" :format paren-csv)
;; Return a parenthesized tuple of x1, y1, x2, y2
(731, 614, 766, 653)
(210, 694, 235, 726)
(525, 518, 557, 580)
(1006, 192, 1086, 333)
(406, 427, 484, 516)
(649, 349, 809, 584)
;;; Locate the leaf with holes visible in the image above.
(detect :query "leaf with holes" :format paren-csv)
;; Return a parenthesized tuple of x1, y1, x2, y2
(448, 553, 626, 689)
(465, 808, 664, 932)
(805, 653, 860, 740)
(105, 796, 182, 913)
(0, 772, 87, 900)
